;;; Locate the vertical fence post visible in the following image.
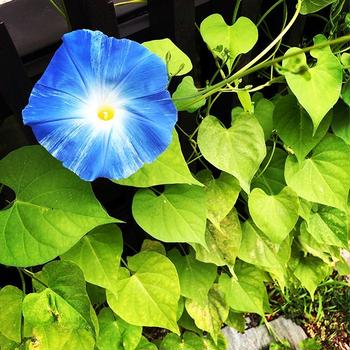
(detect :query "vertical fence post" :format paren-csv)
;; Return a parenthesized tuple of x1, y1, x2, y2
(64, 0, 120, 38)
(0, 23, 31, 117)
(86, 0, 120, 38)
(0, 23, 35, 148)
(63, 0, 89, 30)
(148, 0, 199, 77)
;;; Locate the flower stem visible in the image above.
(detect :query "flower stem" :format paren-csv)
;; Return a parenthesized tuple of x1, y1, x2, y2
(49, 0, 66, 18)
(179, 34, 350, 108)
(114, 0, 146, 6)
(22, 268, 48, 289)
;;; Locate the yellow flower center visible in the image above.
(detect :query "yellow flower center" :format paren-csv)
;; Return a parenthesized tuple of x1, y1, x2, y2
(97, 105, 115, 121)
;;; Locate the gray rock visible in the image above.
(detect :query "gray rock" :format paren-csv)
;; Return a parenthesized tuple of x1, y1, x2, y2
(222, 317, 307, 350)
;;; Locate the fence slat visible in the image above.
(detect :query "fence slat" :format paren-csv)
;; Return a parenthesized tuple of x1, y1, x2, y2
(0, 23, 31, 117)
(148, 0, 198, 73)
(0, 22, 35, 147)
(64, 0, 120, 38)
(63, 0, 89, 30)
(86, 0, 120, 38)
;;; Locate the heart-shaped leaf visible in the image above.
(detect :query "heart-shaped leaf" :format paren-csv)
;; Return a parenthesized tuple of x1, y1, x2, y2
(197, 170, 240, 227)
(185, 284, 228, 342)
(274, 94, 332, 162)
(61, 224, 123, 291)
(106, 251, 180, 333)
(285, 134, 349, 212)
(143, 38, 192, 76)
(0, 146, 116, 267)
(248, 186, 299, 243)
(282, 34, 343, 131)
(238, 220, 287, 287)
(200, 14, 258, 71)
(219, 263, 270, 316)
(172, 76, 206, 113)
(293, 256, 332, 299)
(168, 249, 217, 305)
(97, 308, 142, 350)
(307, 205, 348, 248)
(22, 261, 94, 333)
(198, 113, 266, 193)
(298, 221, 339, 263)
(192, 209, 242, 269)
(22, 261, 96, 350)
(132, 185, 207, 246)
(115, 131, 202, 187)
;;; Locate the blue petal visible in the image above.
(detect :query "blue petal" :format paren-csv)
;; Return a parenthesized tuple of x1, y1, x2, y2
(60, 30, 169, 99)
(23, 85, 87, 126)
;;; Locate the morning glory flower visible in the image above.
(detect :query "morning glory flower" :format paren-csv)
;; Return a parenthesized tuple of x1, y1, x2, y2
(22, 29, 177, 181)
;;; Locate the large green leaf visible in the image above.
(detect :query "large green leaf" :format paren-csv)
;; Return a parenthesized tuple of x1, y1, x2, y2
(307, 205, 348, 248)
(238, 221, 286, 286)
(248, 186, 299, 243)
(331, 101, 349, 145)
(282, 35, 343, 131)
(219, 263, 270, 316)
(197, 170, 240, 227)
(285, 134, 349, 212)
(22, 261, 94, 333)
(274, 94, 332, 162)
(298, 221, 337, 263)
(97, 308, 142, 350)
(0, 286, 24, 342)
(61, 224, 123, 291)
(172, 76, 206, 113)
(185, 284, 228, 342)
(300, 0, 337, 14)
(200, 14, 258, 71)
(293, 256, 332, 299)
(198, 113, 266, 193)
(252, 148, 287, 195)
(22, 261, 95, 350)
(132, 185, 207, 246)
(192, 209, 242, 269)
(115, 131, 201, 187)
(106, 251, 180, 333)
(143, 38, 192, 76)
(168, 248, 217, 305)
(0, 146, 115, 267)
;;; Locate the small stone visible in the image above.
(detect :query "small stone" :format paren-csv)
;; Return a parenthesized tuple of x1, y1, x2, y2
(222, 316, 308, 350)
